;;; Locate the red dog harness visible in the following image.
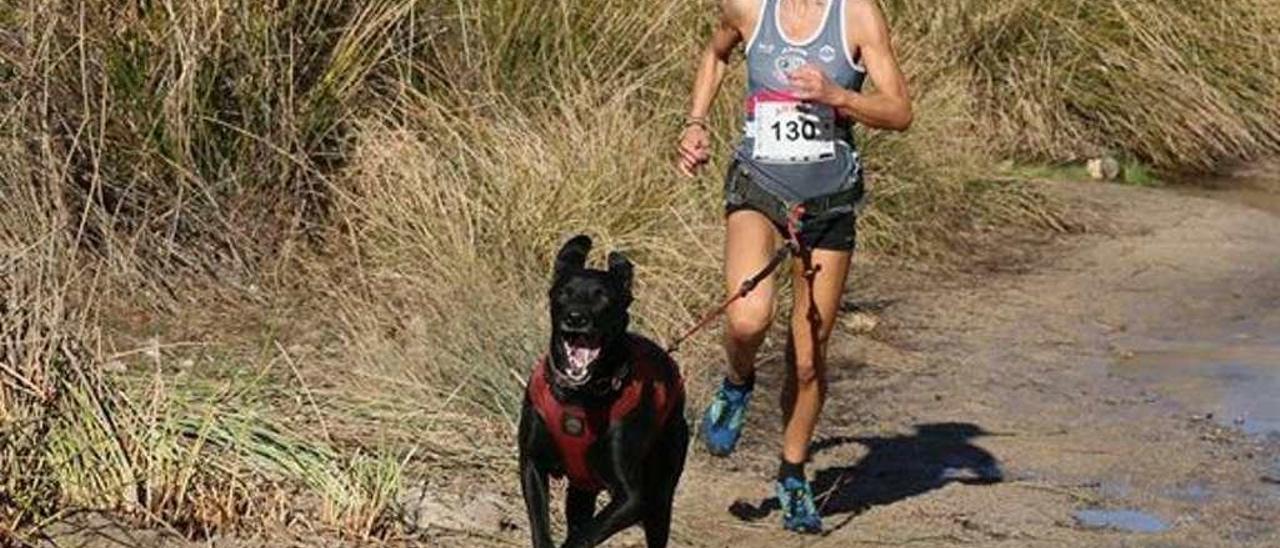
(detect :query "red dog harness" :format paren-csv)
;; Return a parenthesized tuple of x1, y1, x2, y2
(526, 336, 684, 492)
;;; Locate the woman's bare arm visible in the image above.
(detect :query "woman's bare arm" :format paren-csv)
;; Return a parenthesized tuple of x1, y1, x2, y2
(677, 0, 754, 176)
(788, 0, 912, 131)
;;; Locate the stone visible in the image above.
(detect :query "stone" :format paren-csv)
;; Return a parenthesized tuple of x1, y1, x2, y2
(398, 486, 513, 534)
(398, 486, 468, 533)
(1087, 157, 1121, 180)
(841, 311, 879, 334)
(461, 492, 512, 532)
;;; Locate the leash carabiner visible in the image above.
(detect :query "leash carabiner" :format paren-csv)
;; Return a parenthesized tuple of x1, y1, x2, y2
(784, 203, 806, 251)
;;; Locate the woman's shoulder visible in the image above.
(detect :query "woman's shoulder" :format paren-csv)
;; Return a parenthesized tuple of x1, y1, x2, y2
(842, 0, 890, 43)
(722, 0, 764, 32)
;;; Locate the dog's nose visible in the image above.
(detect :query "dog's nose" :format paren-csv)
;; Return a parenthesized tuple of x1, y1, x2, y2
(564, 311, 589, 330)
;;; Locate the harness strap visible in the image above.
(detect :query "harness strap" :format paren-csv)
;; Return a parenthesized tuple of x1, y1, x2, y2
(548, 355, 631, 397)
(528, 338, 684, 492)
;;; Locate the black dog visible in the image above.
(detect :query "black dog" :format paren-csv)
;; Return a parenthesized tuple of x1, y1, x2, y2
(518, 235, 689, 548)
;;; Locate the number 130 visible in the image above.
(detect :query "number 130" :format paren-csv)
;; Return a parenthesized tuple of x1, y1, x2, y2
(770, 119, 817, 141)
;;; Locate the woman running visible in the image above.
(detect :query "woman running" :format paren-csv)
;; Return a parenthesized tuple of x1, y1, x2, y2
(677, 0, 911, 533)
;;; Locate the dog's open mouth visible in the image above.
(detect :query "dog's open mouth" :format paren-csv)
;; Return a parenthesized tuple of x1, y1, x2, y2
(561, 333, 603, 383)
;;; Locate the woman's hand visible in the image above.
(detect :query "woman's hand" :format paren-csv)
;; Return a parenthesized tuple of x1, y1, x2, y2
(677, 124, 711, 177)
(788, 64, 846, 107)
(678, 0, 749, 176)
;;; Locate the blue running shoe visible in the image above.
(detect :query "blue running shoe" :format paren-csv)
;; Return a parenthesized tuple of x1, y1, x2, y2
(776, 476, 822, 534)
(700, 377, 752, 456)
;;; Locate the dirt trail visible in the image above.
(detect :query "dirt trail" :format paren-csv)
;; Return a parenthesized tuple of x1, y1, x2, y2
(39, 167, 1280, 548)
(442, 166, 1280, 548)
(661, 165, 1280, 547)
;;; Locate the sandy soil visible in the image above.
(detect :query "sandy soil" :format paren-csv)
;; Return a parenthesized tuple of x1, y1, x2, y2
(426, 166, 1280, 548)
(659, 167, 1280, 547)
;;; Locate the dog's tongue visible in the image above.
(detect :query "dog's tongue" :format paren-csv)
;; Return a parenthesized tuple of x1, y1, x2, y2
(569, 345, 599, 366)
(563, 336, 602, 381)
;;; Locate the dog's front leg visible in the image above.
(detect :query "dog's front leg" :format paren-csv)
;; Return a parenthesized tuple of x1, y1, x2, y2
(519, 404, 556, 548)
(560, 419, 648, 548)
(520, 460, 555, 548)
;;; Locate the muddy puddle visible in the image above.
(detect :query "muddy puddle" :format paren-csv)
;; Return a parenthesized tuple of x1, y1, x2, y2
(1073, 508, 1169, 533)
(1173, 159, 1280, 216)
(1115, 164, 1280, 439)
(1113, 327, 1280, 438)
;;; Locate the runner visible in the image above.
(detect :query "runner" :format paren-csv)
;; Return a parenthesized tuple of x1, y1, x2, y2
(676, 0, 912, 534)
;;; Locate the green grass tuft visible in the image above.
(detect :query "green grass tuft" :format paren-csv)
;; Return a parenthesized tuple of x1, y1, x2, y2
(1121, 159, 1161, 187)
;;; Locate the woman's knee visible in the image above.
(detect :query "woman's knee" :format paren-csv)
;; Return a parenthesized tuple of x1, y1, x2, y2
(791, 357, 823, 386)
(726, 302, 772, 342)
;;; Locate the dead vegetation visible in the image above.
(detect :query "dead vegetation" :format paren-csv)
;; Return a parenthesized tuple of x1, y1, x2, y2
(2, 0, 1279, 542)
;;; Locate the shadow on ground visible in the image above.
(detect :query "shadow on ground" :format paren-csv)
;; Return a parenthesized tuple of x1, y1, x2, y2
(729, 422, 1003, 531)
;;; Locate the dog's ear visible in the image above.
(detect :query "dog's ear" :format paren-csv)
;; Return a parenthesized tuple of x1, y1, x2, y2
(554, 234, 592, 279)
(607, 251, 633, 298)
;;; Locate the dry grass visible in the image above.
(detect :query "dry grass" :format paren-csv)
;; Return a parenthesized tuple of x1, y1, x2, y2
(2, 0, 1279, 542)
(919, 0, 1280, 170)
(1, 135, 86, 533)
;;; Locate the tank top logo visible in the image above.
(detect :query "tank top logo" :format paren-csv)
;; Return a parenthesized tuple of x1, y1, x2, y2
(774, 47, 809, 82)
(818, 45, 837, 63)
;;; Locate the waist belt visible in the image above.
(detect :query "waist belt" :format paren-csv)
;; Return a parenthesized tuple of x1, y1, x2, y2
(727, 161, 863, 227)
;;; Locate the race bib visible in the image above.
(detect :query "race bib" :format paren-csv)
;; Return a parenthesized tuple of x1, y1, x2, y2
(752, 101, 836, 164)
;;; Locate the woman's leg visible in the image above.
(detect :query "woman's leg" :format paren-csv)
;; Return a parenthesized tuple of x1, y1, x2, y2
(780, 247, 852, 465)
(723, 209, 780, 383)
(703, 208, 781, 457)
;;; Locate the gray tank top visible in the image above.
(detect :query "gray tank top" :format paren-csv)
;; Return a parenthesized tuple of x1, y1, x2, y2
(735, 0, 867, 203)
